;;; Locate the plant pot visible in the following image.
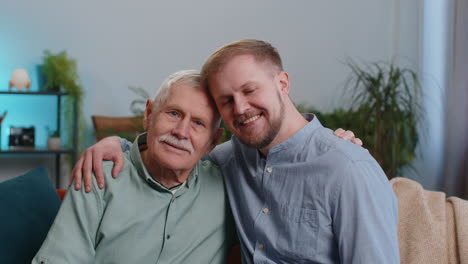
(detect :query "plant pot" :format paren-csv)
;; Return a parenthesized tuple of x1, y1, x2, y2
(47, 137, 61, 150)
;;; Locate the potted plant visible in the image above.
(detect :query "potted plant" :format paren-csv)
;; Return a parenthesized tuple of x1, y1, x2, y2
(343, 61, 422, 179)
(41, 50, 85, 154)
(295, 61, 421, 179)
(46, 127, 61, 150)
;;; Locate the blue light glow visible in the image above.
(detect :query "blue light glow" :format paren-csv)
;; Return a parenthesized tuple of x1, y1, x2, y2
(0, 94, 57, 149)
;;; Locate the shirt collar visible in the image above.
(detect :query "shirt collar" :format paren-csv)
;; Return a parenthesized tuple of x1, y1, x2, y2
(129, 133, 199, 192)
(264, 113, 322, 154)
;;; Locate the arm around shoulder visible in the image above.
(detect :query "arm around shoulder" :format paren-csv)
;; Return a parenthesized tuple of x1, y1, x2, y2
(332, 160, 400, 264)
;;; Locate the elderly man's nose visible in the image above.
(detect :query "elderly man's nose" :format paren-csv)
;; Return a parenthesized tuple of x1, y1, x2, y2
(172, 119, 190, 138)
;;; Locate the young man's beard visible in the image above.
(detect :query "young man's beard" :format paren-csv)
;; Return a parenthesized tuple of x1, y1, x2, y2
(238, 92, 285, 149)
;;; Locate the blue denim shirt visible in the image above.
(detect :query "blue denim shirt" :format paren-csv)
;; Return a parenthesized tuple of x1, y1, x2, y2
(208, 115, 399, 263)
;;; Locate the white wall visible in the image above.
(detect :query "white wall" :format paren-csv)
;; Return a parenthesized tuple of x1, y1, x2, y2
(0, 0, 421, 187)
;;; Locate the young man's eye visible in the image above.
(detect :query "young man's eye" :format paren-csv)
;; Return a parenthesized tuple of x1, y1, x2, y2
(223, 98, 233, 106)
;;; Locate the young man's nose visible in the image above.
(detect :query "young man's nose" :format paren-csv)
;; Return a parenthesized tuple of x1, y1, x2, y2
(233, 96, 250, 115)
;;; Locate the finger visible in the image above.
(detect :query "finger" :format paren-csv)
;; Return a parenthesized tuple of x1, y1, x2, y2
(333, 128, 345, 136)
(93, 152, 105, 189)
(352, 138, 363, 146)
(71, 157, 84, 190)
(82, 150, 93, 193)
(341, 131, 355, 141)
(69, 158, 78, 186)
(112, 153, 124, 178)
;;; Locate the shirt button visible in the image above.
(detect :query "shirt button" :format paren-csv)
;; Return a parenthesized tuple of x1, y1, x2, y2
(266, 167, 273, 173)
(166, 235, 171, 240)
(262, 208, 270, 214)
(258, 243, 264, 249)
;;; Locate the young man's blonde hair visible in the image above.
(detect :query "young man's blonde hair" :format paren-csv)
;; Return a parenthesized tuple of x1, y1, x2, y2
(200, 39, 283, 90)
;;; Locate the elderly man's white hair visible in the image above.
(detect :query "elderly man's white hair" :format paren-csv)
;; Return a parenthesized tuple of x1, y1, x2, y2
(152, 69, 221, 131)
(153, 70, 201, 109)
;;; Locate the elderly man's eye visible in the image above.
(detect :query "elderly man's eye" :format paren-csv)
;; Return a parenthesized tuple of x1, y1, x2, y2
(194, 121, 204, 126)
(169, 111, 178, 116)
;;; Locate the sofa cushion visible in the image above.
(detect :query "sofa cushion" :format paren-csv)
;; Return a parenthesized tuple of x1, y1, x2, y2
(0, 167, 61, 264)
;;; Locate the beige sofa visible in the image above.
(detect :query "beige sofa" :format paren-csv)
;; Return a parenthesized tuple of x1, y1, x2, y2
(391, 178, 468, 264)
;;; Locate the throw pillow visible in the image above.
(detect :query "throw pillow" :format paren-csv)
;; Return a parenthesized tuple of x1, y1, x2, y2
(0, 166, 61, 264)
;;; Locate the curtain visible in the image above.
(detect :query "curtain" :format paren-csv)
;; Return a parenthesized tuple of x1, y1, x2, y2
(443, 0, 468, 199)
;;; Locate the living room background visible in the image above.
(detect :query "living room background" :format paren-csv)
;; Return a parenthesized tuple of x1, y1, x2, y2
(0, 0, 435, 189)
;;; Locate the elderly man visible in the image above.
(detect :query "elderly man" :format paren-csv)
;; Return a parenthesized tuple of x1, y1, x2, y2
(72, 40, 399, 263)
(33, 70, 236, 263)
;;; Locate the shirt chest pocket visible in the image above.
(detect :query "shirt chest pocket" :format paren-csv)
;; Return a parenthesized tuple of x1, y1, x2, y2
(275, 206, 319, 261)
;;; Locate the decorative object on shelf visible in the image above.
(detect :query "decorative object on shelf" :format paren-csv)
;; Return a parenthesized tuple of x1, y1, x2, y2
(9, 126, 35, 148)
(9, 69, 31, 92)
(41, 50, 85, 154)
(41, 50, 81, 94)
(0, 92, 77, 188)
(46, 127, 61, 150)
(47, 133, 61, 150)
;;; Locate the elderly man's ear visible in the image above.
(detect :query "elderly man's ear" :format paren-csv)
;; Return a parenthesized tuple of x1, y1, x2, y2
(143, 99, 154, 131)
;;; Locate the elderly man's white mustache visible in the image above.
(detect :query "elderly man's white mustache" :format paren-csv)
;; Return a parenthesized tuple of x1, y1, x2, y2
(159, 134, 194, 154)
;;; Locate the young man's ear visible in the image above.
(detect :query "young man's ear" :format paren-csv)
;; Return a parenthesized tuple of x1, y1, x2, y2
(276, 71, 290, 95)
(143, 99, 154, 131)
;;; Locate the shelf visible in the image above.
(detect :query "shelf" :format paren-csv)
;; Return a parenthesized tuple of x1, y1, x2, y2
(0, 90, 78, 188)
(0, 91, 69, 96)
(0, 147, 75, 154)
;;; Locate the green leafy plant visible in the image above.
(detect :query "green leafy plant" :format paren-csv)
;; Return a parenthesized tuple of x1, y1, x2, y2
(217, 121, 233, 144)
(296, 61, 421, 179)
(41, 50, 85, 154)
(45, 126, 60, 138)
(42, 50, 82, 96)
(345, 61, 421, 179)
(129, 86, 151, 116)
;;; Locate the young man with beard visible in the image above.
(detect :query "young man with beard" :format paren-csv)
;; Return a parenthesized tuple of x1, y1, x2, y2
(72, 40, 399, 263)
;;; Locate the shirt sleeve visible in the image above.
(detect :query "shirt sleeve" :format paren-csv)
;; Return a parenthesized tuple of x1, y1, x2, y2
(32, 177, 103, 264)
(202, 140, 234, 165)
(120, 137, 132, 152)
(332, 160, 400, 264)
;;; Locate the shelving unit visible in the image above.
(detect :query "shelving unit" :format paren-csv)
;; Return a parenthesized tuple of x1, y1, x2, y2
(0, 91, 78, 187)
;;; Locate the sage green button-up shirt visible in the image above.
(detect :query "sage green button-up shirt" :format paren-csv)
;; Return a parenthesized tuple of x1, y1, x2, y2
(33, 136, 236, 264)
